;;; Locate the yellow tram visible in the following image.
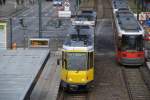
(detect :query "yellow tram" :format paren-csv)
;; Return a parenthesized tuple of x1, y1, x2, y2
(61, 26, 94, 90)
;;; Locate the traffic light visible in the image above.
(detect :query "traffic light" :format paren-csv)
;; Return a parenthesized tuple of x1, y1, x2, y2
(0, 0, 6, 5)
(3, 0, 6, 5)
(21, 0, 24, 5)
(0, 0, 2, 5)
(16, 0, 19, 5)
(19, 18, 24, 27)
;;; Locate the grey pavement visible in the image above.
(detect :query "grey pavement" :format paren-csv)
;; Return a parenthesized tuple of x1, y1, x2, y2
(31, 52, 61, 100)
(0, 0, 75, 50)
(7, 0, 73, 50)
(0, 49, 50, 100)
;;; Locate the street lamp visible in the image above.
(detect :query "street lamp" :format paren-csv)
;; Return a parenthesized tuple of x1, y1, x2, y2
(137, 0, 139, 20)
(76, 0, 81, 10)
(38, 0, 42, 38)
(19, 18, 27, 49)
(10, 18, 13, 49)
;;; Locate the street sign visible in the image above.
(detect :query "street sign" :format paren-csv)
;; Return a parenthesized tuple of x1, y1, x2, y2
(139, 12, 147, 21)
(0, 21, 7, 49)
(64, 6, 70, 11)
(28, 38, 49, 48)
(63, 1, 70, 11)
(58, 11, 71, 18)
(58, 0, 71, 18)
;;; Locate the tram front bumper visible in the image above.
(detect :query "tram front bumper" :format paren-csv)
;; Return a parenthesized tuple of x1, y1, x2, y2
(61, 80, 92, 90)
(120, 58, 144, 66)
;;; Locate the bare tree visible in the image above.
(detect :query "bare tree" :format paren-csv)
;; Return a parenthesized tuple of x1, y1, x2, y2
(3, 0, 6, 5)
(16, 0, 20, 5)
(21, 0, 24, 5)
(0, 0, 2, 5)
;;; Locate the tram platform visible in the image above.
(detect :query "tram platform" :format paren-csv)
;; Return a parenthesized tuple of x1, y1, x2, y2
(31, 51, 61, 100)
(0, 49, 53, 100)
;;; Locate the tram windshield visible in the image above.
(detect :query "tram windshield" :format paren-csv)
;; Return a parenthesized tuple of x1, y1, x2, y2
(66, 52, 87, 71)
(76, 15, 94, 21)
(121, 35, 143, 51)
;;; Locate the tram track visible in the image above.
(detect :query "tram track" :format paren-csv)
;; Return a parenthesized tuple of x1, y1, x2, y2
(122, 66, 150, 100)
(57, 89, 90, 100)
(140, 65, 150, 91)
(102, 0, 112, 19)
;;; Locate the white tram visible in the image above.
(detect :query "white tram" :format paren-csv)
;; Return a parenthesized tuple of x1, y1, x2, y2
(113, 8, 145, 65)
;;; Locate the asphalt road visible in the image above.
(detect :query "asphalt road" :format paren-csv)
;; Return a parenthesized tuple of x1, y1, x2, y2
(10, 1, 55, 48)
(8, 0, 73, 49)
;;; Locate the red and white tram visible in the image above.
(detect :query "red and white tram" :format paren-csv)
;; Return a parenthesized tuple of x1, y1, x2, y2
(113, 10, 145, 66)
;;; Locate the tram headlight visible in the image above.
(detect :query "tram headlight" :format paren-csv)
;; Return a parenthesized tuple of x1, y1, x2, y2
(81, 78, 86, 82)
(122, 53, 127, 57)
(137, 54, 144, 57)
(68, 78, 72, 81)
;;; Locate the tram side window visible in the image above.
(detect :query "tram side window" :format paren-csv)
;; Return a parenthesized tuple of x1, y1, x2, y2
(88, 52, 94, 69)
(62, 51, 66, 68)
(91, 52, 94, 68)
(62, 51, 64, 68)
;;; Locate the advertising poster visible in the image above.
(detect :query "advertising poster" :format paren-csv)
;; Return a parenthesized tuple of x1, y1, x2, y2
(0, 21, 7, 49)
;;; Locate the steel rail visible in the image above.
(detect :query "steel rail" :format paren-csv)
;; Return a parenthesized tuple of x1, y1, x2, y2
(122, 66, 150, 100)
(57, 87, 90, 100)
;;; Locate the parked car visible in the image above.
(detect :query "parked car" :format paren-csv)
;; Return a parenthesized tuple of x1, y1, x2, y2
(53, 0, 63, 6)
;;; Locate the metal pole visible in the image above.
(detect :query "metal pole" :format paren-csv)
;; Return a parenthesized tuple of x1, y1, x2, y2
(23, 27, 26, 49)
(10, 18, 13, 49)
(142, 0, 144, 11)
(76, 0, 78, 11)
(137, 0, 139, 20)
(94, 0, 97, 11)
(38, 0, 42, 38)
(76, 0, 80, 10)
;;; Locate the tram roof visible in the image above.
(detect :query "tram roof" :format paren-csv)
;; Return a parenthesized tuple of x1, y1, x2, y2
(116, 10, 142, 32)
(63, 26, 94, 48)
(112, 0, 128, 10)
(74, 14, 95, 21)
(79, 10, 97, 18)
